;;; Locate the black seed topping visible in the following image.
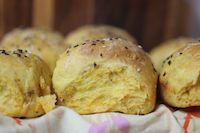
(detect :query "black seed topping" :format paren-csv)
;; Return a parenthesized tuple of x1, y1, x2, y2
(74, 45, 79, 48)
(163, 72, 166, 76)
(100, 53, 103, 57)
(0, 50, 9, 55)
(82, 43, 86, 45)
(163, 59, 166, 64)
(153, 67, 156, 72)
(17, 49, 23, 53)
(109, 38, 113, 40)
(179, 52, 183, 55)
(92, 43, 96, 45)
(166, 57, 170, 60)
(13, 51, 21, 57)
(93, 62, 97, 67)
(168, 60, 171, 65)
(125, 46, 128, 49)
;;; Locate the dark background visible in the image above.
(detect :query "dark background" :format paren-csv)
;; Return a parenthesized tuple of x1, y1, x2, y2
(0, 0, 191, 51)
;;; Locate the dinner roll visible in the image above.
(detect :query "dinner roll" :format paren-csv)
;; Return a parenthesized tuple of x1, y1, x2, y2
(0, 28, 65, 71)
(64, 25, 136, 47)
(150, 38, 194, 73)
(160, 43, 200, 108)
(53, 38, 157, 114)
(0, 49, 56, 118)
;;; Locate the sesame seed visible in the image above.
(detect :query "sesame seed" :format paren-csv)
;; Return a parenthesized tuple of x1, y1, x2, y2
(137, 45, 142, 49)
(125, 46, 128, 49)
(136, 68, 141, 72)
(100, 53, 103, 57)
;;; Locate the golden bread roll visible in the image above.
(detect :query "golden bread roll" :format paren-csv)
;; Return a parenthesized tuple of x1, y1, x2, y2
(0, 28, 65, 71)
(64, 25, 136, 47)
(53, 38, 157, 114)
(150, 38, 194, 73)
(0, 49, 56, 118)
(160, 43, 200, 108)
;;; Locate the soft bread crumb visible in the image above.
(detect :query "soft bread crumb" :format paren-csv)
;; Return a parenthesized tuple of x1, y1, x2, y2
(53, 38, 157, 114)
(160, 43, 200, 108)
(38, 94, 56, 113)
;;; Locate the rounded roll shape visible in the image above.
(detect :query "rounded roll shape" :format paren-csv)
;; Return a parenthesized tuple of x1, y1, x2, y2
(0, 49, 56, 118)
(0, 28, 65, 71)
(150, 38, 194, 73)
(160, 43, 200, 108)
(64, 25, 136, 47)
(53, 38, 157, 114)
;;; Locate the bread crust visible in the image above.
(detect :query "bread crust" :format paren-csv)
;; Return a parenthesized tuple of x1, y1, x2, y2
(53, 38, 157, 114)
(160, 43, 200, 108)
(64, 25, 136, 47)
(0, 49, 56, 117)
(0, 28, 65, 71)
(150, 37, 194, 73)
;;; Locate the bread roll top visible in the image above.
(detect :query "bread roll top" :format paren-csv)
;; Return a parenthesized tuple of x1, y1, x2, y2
(0, 49, 56, 117)
(0, 28, 65, 71)
(53, 38, 157, 114)
(65, 25, 136, 47)
(160, 43, 200, 107)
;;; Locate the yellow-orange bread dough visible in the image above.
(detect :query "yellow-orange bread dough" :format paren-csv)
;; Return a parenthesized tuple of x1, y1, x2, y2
(0, 49, 56, 118)
(64, 25, 136, 47)
(160, 43, 200, 108)
(0, 28, 65, 71)
(53, 38, 157, 114)
(150, 38, 194, 73)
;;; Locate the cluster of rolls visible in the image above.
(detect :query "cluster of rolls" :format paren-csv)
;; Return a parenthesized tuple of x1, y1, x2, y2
(0, 24, 198, 118)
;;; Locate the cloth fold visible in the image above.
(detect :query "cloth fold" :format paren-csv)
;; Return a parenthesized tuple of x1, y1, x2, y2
(0, 104, 199, 133)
